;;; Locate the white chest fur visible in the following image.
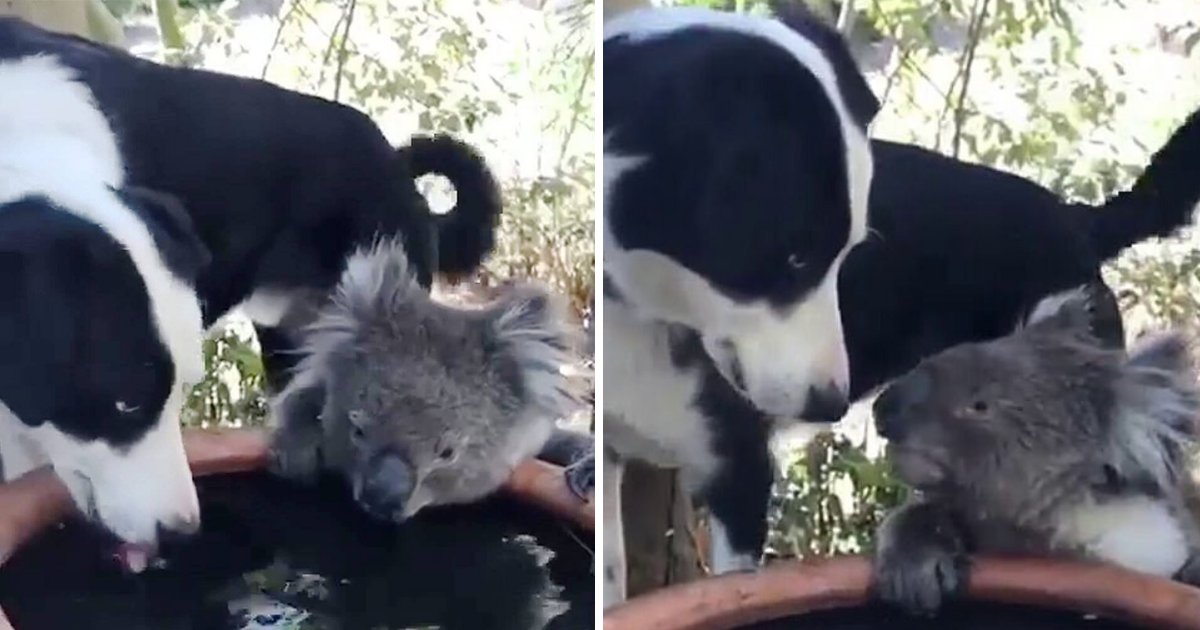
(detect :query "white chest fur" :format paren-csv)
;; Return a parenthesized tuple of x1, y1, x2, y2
(603, 300, 719, 487)
(1054, 495, 1189, 577)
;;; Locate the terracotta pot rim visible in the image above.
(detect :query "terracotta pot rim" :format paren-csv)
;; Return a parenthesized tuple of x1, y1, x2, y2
(0, 426, 592, 567)
(603, 555, 1200, 630)
(186, 426, 596, 531)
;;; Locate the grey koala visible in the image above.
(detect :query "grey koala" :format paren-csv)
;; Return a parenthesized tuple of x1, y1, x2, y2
(871, 285, 1200, 615)
(267, 238, 584, 522)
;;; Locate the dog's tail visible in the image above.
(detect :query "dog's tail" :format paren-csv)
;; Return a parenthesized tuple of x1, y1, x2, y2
(399, 134, 503, 275)
(1086, 107, 1200, 261)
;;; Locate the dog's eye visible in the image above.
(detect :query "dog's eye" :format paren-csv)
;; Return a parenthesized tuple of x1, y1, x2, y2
(786, 253, 806, 271)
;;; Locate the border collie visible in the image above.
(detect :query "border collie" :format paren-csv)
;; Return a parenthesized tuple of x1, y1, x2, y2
(603, 5, 1200, 608)
(0, 18, 501, 394)
(0, 56, 210, 567)
(603, 6, 879, 605)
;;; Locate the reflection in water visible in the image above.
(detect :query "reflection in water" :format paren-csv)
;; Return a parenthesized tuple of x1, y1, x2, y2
(0, 472, 593, 630)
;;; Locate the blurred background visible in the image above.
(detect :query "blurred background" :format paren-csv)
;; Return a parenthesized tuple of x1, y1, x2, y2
(609, 0, 1200, 596)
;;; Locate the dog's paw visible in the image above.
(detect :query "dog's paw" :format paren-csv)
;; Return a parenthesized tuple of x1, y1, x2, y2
(267, 427, 322, 485)
(563, 452, 595, 501)
(874, 540, 968, 616)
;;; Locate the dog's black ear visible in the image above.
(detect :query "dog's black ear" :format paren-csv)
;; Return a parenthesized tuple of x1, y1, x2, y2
(775, 5, 880, 128)
(115, 186, 211, 281)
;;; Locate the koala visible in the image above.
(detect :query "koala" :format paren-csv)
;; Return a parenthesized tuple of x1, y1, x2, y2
(267, 238, 584, 522)
(871, 285, 1200, 615)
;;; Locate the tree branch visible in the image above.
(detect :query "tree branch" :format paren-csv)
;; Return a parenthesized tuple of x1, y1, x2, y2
(154, 0, 185, 51)
(836, 0, 856, 38)
(950, 0, 990, 158)
(933, 0, 989, 153)
(333, 0, 358, 103)
(260, 0, 301, 79)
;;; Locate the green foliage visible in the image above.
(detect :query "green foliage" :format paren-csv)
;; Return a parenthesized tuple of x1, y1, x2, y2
(182, 326, 267, 428)
(767, 434, 908, 558)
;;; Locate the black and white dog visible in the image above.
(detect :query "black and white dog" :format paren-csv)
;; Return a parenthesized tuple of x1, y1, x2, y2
(603, 4, 1200, 608)
(0, 18, 501, 393)
(0, 55, 210, 567)
(603, 6, 878, 605)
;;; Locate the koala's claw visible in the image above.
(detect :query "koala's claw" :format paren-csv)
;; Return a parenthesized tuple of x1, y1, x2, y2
(1175, 553, 1200, 587)
(563, 453, 595, 501)
(874, 543, 968, 616)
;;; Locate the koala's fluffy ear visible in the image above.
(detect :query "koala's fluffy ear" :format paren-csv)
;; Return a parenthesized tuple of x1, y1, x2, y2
(1107, 331, 1200, 492)
(1022, 282, 1122, 347)
(485, 284, 581, 420)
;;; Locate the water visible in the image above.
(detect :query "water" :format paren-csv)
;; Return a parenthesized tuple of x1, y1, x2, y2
(0, 472, 594, 630)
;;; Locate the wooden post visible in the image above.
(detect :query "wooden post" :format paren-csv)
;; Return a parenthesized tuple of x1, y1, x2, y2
(0, 0, 124, 46)
(621, 460, 705, 597)
(0, 0, 89, 37)
(603, 0, 650, 21)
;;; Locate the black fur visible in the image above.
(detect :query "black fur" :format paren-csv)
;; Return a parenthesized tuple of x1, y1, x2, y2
(845, 114, 1200, 399)
(114, 186, 211, 282)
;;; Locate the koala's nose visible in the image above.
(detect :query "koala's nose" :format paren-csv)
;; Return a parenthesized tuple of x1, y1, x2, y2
(357, 451, 414, 522)
(801, 383, 849, 423)
(874, 368, 932, 440)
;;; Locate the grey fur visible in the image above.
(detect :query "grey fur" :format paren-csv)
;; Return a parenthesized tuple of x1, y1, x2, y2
(268, 238, 583, 520)
(872, 286, 1200, 615)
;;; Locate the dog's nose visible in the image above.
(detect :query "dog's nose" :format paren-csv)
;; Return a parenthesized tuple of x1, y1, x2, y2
(801, 383, 849, 423)
(158, 512, 201, 540)
(156, 515, 201, 549)
(357, 451, 413, 522)
(874, 368, 931, 440)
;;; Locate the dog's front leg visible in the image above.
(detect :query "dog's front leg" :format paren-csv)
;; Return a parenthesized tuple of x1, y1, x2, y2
(699, 431, 774, 574)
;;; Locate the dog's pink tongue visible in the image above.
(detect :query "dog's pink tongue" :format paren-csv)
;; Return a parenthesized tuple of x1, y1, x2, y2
(113, 543, 155, 574)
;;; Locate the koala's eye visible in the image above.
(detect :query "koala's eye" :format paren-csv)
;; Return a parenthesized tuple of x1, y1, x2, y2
(348, 410, 367, 442)
(970, 400, 990, 414)
(438, 446, 456, 461)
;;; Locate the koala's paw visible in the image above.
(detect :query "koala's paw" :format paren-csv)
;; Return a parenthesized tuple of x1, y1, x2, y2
(564, 452, 595, 501)
(1175, 553, 1200, 587)
(874, 538, 968, 616)
(267, 426, 322, 485)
